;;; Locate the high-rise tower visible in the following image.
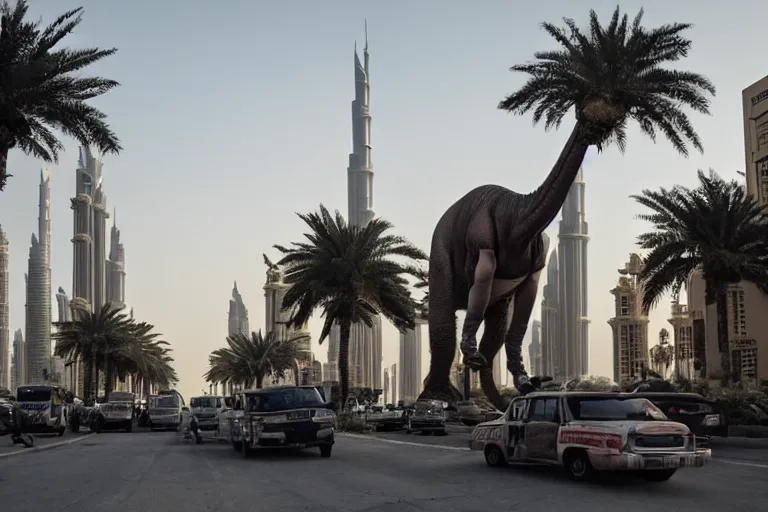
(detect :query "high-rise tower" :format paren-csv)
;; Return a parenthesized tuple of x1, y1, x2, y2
(557, 167, 590, 379)
(346, 24, 381, 390)
(529, 319, 542, 377)
(0, 227, 8, 389)
(25, 171, 52, 385)
(10, 329, 23, 391)
(327, 24, 382, 391)
(540, 249, 560, 378)
(398, 319, 423, 403)
(227, 282, 249, 337)
(106, 210, 126, 309)
(71, 146, 109, 315)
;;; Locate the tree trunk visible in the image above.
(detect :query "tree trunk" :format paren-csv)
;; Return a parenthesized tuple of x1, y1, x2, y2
(338, 320, 351, 410)
(293, 360, 300, 386)
(255, 374, 264, 389)
(104, 363, 114, 401)
(715, 290, 731, 384)
(0, 145, 9, 192)
(82, 349, 93, 403)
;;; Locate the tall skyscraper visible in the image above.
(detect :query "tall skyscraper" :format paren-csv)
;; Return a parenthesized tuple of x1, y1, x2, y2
(25, 170, 52, 385)
(71, 146, 109, 315)
(398, 319, 423, 403)
(540, 249, 560, 378)
(106, 210, 126, 309)
(557, 167, 589, 379)
(10, 329, 23, 391)
(328, 24, 382, 390)
(608, 254, 649, 384)
(528, 319, 542, 377)
(228, 282, 249, 337)
(69, 147, 110, 398)
(0, 226, 8, 389)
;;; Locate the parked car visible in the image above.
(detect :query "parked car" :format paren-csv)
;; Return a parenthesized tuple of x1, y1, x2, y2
(471, 391, 711, 482)
(98, 392, 135, 432)
(630, 392, 728, 440)
(406, 400, 447, 435)
(228, 385, 336, 458)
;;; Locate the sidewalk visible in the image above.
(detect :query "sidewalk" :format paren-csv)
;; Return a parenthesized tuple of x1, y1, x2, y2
(0, 431, 91, 459)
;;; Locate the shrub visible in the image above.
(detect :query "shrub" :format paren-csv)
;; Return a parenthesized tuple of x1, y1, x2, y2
(337, 411, 372, 433)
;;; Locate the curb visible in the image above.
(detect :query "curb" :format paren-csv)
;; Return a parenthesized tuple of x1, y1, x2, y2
(0, 433, 91, 459)
(340, 432, 471, 452)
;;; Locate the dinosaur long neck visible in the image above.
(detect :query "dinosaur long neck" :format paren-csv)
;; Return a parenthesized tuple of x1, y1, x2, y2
(520, 122, 590, 243)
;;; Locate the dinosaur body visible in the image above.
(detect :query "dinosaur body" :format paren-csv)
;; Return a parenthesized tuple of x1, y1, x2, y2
(420, 185, 549, 408)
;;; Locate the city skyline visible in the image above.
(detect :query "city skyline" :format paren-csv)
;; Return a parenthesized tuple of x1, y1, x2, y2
(0, 3, 764, 399)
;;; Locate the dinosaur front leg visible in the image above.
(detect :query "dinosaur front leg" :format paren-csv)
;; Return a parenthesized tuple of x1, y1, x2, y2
(504, 271, 542, 395)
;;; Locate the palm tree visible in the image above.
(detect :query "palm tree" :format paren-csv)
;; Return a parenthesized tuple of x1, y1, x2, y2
(0, 1, 121, 191)
(204, 330, 303, 390)
(634, 170, 768, 383)
(497, 7, 714, 240)
(53, 304, 133, 402)
(274, 205, 427, 406)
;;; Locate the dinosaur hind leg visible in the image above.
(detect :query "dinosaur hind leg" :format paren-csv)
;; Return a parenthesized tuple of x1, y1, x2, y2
(419, 251, 462, 403)
(478, 299, 510, 411)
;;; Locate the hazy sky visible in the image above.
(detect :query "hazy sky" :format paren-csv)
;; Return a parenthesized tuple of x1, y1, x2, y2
(1, 0, 765, 399)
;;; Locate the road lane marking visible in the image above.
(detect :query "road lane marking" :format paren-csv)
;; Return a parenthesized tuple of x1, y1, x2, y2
(340, 433, 471, 452)
(0, 433, 91, 459)
(716, 459, 768, 469)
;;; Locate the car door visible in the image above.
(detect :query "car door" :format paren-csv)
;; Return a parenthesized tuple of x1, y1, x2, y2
(524, 397, 560, 461)
(505, 398, 528, 459)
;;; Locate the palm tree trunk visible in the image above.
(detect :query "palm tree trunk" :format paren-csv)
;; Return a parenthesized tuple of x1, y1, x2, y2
(338, 320, 351, 410)
(0, 145, 9, 192)
(82, 350, 93, 403)
(293, 360, 300, 386)
(716, 290, 731, 384)
(255, 374, 264, 389)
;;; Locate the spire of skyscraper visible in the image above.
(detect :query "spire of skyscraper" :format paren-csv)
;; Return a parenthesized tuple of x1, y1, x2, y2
(342, 24, 382, 390)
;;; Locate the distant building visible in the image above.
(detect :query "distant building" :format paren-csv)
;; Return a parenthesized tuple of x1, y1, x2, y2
(398, 320, 423, 404)
(608, 254, 649, 384)
(227, 282, 249, 337)
(0, 226, 8, 389)
(529, 319, 542, 377)
(668, 301, 695, 380)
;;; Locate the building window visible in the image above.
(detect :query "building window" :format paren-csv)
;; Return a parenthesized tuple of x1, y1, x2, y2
(728, 287, 747, 337)
(620, 295, 629, 316)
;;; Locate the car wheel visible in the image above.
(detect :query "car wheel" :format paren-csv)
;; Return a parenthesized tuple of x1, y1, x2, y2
(126, 421, 133, 433)
(564, 450, 595, 480)
(242, 440, 252, 458)
(484, 445, 507, 467)
(319, 444, 332, 458)
(57, 427, 65, 437)
(232, 439, 242, 452)
(70, 418, 80, 434)
(638, 469, 677, 482)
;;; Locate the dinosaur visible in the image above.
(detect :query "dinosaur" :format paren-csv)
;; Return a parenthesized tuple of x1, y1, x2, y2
(419, 125, 595, 410)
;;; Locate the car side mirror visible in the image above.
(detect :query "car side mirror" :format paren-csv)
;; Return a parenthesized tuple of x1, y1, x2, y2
(324, 402, 336, 411)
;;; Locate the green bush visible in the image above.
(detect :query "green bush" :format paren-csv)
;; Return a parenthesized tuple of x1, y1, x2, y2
(337, 412, 372, 433)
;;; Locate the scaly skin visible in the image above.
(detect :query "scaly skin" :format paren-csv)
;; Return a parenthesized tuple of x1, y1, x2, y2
(418, 185, 549, 409)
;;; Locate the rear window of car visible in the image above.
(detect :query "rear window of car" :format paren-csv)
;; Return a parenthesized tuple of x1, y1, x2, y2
(246, 388, 324, 413)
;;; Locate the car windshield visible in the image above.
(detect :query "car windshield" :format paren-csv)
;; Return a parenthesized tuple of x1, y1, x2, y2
(191, 397, 217, 408)
(567, 397, 668, 421)
(246, 388, 324, 413)
(17, 387, 52, 402)
(150, 396, 178, 409)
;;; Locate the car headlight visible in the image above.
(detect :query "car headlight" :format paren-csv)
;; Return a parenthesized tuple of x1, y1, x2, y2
(312, 409, 336, 424)
(703, 414, 720, 426)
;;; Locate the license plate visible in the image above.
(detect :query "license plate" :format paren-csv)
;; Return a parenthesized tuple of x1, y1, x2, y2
(286, 410, 310, 420)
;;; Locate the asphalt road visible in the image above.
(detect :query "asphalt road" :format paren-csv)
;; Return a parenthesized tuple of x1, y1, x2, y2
(1, 429, 767, 512)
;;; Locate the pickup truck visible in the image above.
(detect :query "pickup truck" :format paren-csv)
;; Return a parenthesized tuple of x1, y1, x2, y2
(99, 392, 135, 432)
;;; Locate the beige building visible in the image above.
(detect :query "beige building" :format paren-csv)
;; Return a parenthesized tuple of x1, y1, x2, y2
(608, 254, 650, 384)
(679, 76, 768, 387)
(667, 301, 695, 380)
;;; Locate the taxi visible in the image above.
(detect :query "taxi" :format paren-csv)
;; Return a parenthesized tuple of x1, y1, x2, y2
(470, 391, 711, 482)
